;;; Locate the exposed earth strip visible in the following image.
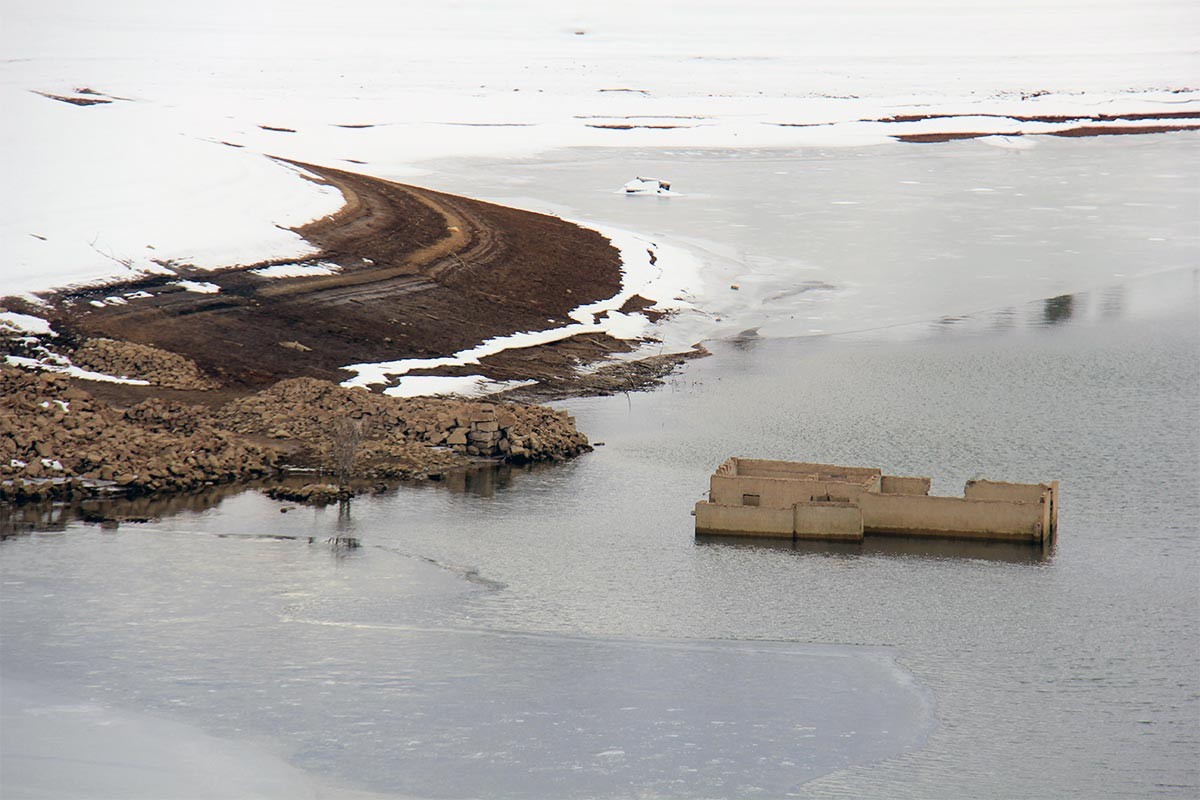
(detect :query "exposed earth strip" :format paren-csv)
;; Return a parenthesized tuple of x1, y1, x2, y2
(10, 162, 670, 404)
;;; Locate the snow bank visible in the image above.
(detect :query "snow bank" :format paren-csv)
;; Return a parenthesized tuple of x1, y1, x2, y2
(1, 86, 342, 297)
(4, 355, 150, 385)
(383, 375, 537, 399)
(0, 312, 54, 336)
(171, 280, 221, 294)
(250, 263, 341, 278)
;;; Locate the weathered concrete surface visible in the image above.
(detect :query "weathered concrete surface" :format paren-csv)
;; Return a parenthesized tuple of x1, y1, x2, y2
(697, 457, 1057, 543)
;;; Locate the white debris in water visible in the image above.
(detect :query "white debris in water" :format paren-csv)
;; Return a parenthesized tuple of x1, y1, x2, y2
(623, 177, 674, 195)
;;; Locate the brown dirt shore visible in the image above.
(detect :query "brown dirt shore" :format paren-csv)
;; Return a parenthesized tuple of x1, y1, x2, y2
(20, 161, 657, 398)
(1, 163, 692, 506)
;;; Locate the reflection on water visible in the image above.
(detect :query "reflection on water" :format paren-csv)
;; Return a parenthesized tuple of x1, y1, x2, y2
(696, 532, 1054, 565)
(1042, 293, 1075, 325)
(1100, 285, 1125, 319)
(0, 482, 255, 538)
(0, 463, 541, 540)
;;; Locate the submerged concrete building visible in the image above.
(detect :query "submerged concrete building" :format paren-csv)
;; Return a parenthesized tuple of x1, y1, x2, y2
(694, 458, 1058, 543)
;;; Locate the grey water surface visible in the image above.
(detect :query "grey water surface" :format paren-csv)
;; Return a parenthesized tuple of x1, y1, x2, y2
(2, 136, 1198, 799)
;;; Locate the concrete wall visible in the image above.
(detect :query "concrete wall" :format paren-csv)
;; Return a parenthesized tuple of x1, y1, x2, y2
(1049, 480, 1058, 534)
(963, 479, 1059, 535)
(699, 459, 1058, 543)
(694, 500, 863, 540)
(710, 474, 877, 509)
(881, 475, 931, 496)
(735, 458, 881, 482)
(793, 502, 863, 541)
(963, 479, 1047, 503)
(714, 457, 738, 477)
(859, 493, 1044, 541)
(694, 501, 794, 538)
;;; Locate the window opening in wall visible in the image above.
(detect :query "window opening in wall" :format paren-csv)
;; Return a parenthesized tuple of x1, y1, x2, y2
(742, 494, 760, 507)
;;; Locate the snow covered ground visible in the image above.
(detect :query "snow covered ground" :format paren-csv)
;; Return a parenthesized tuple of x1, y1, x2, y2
(3, 0, 1196, 297)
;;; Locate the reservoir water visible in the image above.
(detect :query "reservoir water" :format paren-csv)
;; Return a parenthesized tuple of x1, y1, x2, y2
(2, 135, 1198, 798)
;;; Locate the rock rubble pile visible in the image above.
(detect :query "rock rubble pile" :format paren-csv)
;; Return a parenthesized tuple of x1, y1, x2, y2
(70, 338, 218, 389)
(0, 366, 277, 502)
(1, 368, 591, 504)
(219, 377, 591, 465)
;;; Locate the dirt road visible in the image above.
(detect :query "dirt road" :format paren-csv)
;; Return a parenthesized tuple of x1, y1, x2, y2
(42, 162, 628, 396)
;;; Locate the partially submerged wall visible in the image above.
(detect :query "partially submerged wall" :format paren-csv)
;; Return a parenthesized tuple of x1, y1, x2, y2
(966, 478, 1058, 533)
(711, 458, 880, 509)
(858, 493, 1044, 541)
(697, 459, 1057, 544)
(793, 502, 863, 541)
(710, 474, 878, 509)
(695, 501, 794, 538)
(694, 500, 863, 541)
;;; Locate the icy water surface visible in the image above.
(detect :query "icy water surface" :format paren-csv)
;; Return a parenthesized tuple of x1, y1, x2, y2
(2, 137, 1199, 799)
(424, 134, 1198, 350)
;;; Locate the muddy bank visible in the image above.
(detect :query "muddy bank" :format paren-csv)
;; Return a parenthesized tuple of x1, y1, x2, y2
(7, 162, 638, 396)
(0, 161, 692, 506)
(895, 124, 1200, 143)
(0, 366, 589, 505)
(877, 110, 1200, 143)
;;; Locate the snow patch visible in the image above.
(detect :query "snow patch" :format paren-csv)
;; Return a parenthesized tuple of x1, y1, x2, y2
(383, 375, 536, 398)
(5, 355, 150, 385)
(171, 280, 220, 294)
(0, 312, 54, 336)
(250, 263, 341, 278)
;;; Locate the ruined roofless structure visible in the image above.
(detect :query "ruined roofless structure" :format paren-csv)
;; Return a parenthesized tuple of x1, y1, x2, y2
(694, 458, 1059, 543)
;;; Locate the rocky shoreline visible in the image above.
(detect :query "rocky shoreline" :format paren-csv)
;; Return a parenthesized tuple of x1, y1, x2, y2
(0, 164, 685, 508)
(0, 365, 590, 505)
